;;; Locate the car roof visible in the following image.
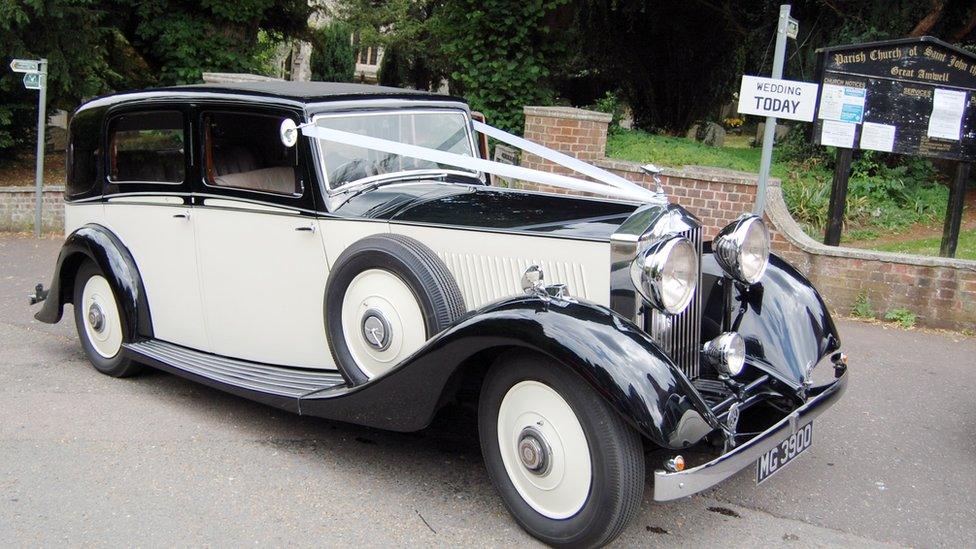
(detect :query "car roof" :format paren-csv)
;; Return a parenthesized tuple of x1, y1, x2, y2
(74, 81, 467, 116)
(170, 81, 452, 102)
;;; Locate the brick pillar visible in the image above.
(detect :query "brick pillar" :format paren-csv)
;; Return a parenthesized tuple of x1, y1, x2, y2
(521, 106, 611, 175)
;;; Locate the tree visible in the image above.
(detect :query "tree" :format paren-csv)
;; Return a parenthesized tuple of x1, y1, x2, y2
(333, 0, 447, 91)
(335, 0, 568, 132)
(574, 1, 767, 134)
(0, 0, 313, 157)
(311, 21, 356, 82)
(0, 0, 122, 154)
(434, 0, 569, 133)
(103, 0, 313, 85)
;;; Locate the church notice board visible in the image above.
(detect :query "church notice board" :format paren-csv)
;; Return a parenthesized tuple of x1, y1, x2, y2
(813, 37, 976, 161)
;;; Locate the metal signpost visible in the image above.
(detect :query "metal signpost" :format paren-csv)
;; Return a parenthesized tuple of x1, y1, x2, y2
(750, 5, 796, 216)
(9, 58, 48, 238)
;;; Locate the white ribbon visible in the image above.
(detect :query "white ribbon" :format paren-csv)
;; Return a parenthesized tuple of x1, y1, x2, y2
(472, 121, 656, 200)
(301, 123, 660, 203)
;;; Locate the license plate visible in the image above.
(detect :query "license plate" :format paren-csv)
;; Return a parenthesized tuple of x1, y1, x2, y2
(756, 422, 813, 484)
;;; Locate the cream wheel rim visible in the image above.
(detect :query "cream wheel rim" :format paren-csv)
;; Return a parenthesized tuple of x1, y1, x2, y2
(81, 275, 123, 358)
(341, 269, 426, 378)
(497, 380, 592, 519)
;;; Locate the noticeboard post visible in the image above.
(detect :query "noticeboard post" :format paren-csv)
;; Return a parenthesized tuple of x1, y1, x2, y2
(813, 37, 976, 257)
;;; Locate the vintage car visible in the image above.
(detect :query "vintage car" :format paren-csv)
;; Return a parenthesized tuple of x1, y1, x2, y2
(32, 82, 847, 547)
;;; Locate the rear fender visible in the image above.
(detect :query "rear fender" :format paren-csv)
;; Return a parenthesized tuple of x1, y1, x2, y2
(35, 224, 152, 341)
(300, 296, 719, 449)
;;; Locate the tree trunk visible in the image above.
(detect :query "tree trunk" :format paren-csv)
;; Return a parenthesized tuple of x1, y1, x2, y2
(909, 0, 947, 37)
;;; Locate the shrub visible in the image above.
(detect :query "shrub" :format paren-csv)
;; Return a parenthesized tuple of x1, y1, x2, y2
(851, 293, 875, 319)
(884, 308, 917, 329)
(591, 91, 624, 133)
(312, 22, 356, 82)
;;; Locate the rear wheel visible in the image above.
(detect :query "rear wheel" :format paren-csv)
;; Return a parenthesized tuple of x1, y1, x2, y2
(72, 261, 142, 377)
(479, 353, 644, 547)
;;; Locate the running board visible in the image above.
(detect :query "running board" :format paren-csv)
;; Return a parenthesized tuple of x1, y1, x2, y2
(125, 340, 347, 413)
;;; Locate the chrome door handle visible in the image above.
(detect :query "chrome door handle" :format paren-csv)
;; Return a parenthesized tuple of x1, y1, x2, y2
(172, 213, 190, 220)
(295, 225, 316, 233)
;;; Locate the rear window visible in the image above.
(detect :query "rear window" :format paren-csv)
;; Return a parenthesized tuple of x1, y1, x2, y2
(203, 112, 301, 196)
(108, 111, 185, 184)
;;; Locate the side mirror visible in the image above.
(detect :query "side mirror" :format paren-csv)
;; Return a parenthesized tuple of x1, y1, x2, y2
(280, 118, 298, 148)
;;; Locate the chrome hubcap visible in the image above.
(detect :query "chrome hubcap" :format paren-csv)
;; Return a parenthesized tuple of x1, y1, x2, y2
(517, 427, 552, 475)
(360, 309, 391, 351)
(87, 303, 105, 333)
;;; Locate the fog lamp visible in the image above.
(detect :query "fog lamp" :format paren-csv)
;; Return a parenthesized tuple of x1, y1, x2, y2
(703, 332, 745, 376)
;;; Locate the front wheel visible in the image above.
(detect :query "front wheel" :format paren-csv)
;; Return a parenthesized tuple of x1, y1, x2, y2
(479, 353, 645, 547)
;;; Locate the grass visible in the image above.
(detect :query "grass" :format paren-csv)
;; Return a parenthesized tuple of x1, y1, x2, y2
(869, 228, 976, 260)
(607, 131, 762, 172)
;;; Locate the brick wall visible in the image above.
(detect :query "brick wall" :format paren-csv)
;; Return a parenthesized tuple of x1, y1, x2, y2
(522, 106, 611, 170)
(520, 106, 976, 331)
(0, 187, 64, 233)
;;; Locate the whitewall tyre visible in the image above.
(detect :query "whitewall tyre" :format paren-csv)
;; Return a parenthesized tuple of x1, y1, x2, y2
(325, 234, 465, 384)
(479, 353, 645, 547)
(72, 261, 142, 377)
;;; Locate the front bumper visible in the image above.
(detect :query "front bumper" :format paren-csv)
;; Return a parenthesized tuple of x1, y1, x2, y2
(653, 364, 848, 501)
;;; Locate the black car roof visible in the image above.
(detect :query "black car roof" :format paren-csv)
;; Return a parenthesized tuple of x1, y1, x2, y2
(171, 81, 450, 102)
(74, 81, 466, 115)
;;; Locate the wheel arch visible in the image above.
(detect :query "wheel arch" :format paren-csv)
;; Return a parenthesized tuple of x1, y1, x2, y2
(35, 224, 153, 341)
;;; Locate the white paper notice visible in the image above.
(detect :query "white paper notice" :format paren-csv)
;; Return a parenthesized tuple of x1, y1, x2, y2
(927, 88, 966, 140)
(859, 122, 896, 152)
(820, 120, 857, 148)
(818, 83, 867, 123)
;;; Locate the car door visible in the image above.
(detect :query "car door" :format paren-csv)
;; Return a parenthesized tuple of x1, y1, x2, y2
(101, 108, 209, 351)
(192, 108, 335, 369)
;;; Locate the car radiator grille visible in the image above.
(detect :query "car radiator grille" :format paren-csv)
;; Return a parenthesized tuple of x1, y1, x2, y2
(644, 226, 703, 380)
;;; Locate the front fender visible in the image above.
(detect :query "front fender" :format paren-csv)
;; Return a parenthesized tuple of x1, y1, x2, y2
(701, 251, 841, 388)
(34, 224, 152, 341)
(300, 296, 718, 448)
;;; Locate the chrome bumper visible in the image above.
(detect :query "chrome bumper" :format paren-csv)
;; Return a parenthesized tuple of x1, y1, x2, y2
(653, 365, 848, 502)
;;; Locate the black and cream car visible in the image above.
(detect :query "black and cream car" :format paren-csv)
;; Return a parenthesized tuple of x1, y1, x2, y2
(33, 82, 848, 547)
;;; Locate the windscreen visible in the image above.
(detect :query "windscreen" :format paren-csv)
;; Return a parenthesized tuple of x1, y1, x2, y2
(314, 110, 476, 188)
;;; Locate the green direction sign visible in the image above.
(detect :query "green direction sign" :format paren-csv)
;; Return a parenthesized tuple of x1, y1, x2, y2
(23, 71, 42, 90)
(10, 59, 41, 73)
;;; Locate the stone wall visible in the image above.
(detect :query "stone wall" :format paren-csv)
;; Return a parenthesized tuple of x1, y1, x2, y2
(521, 106, 976, 331)
(0, 187, 64, 234)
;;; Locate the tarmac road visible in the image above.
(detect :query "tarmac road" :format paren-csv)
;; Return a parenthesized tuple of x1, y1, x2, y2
(1, 234, 974, 547)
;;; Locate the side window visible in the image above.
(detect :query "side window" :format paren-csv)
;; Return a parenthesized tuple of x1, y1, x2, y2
(203, 112, 301, 196)
(67, 110, 102, 197)
(109, 111, 185, 184)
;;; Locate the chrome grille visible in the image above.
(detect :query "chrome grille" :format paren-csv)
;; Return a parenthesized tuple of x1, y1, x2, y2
(644, 226, 703, 379)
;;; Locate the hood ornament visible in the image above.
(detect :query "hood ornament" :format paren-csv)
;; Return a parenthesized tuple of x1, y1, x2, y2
(641, 164, 667, 201)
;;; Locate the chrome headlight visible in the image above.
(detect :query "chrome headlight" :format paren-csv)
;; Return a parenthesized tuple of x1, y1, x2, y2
(714, 215, 770, 285)
(630, 236, 698, 315)
(702, 332, 745, 376)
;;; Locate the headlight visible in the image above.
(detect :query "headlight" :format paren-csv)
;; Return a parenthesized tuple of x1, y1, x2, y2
(714, 215, 770, 284)
(702, 332, 745, 376)
(630, 235, 698, 315)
